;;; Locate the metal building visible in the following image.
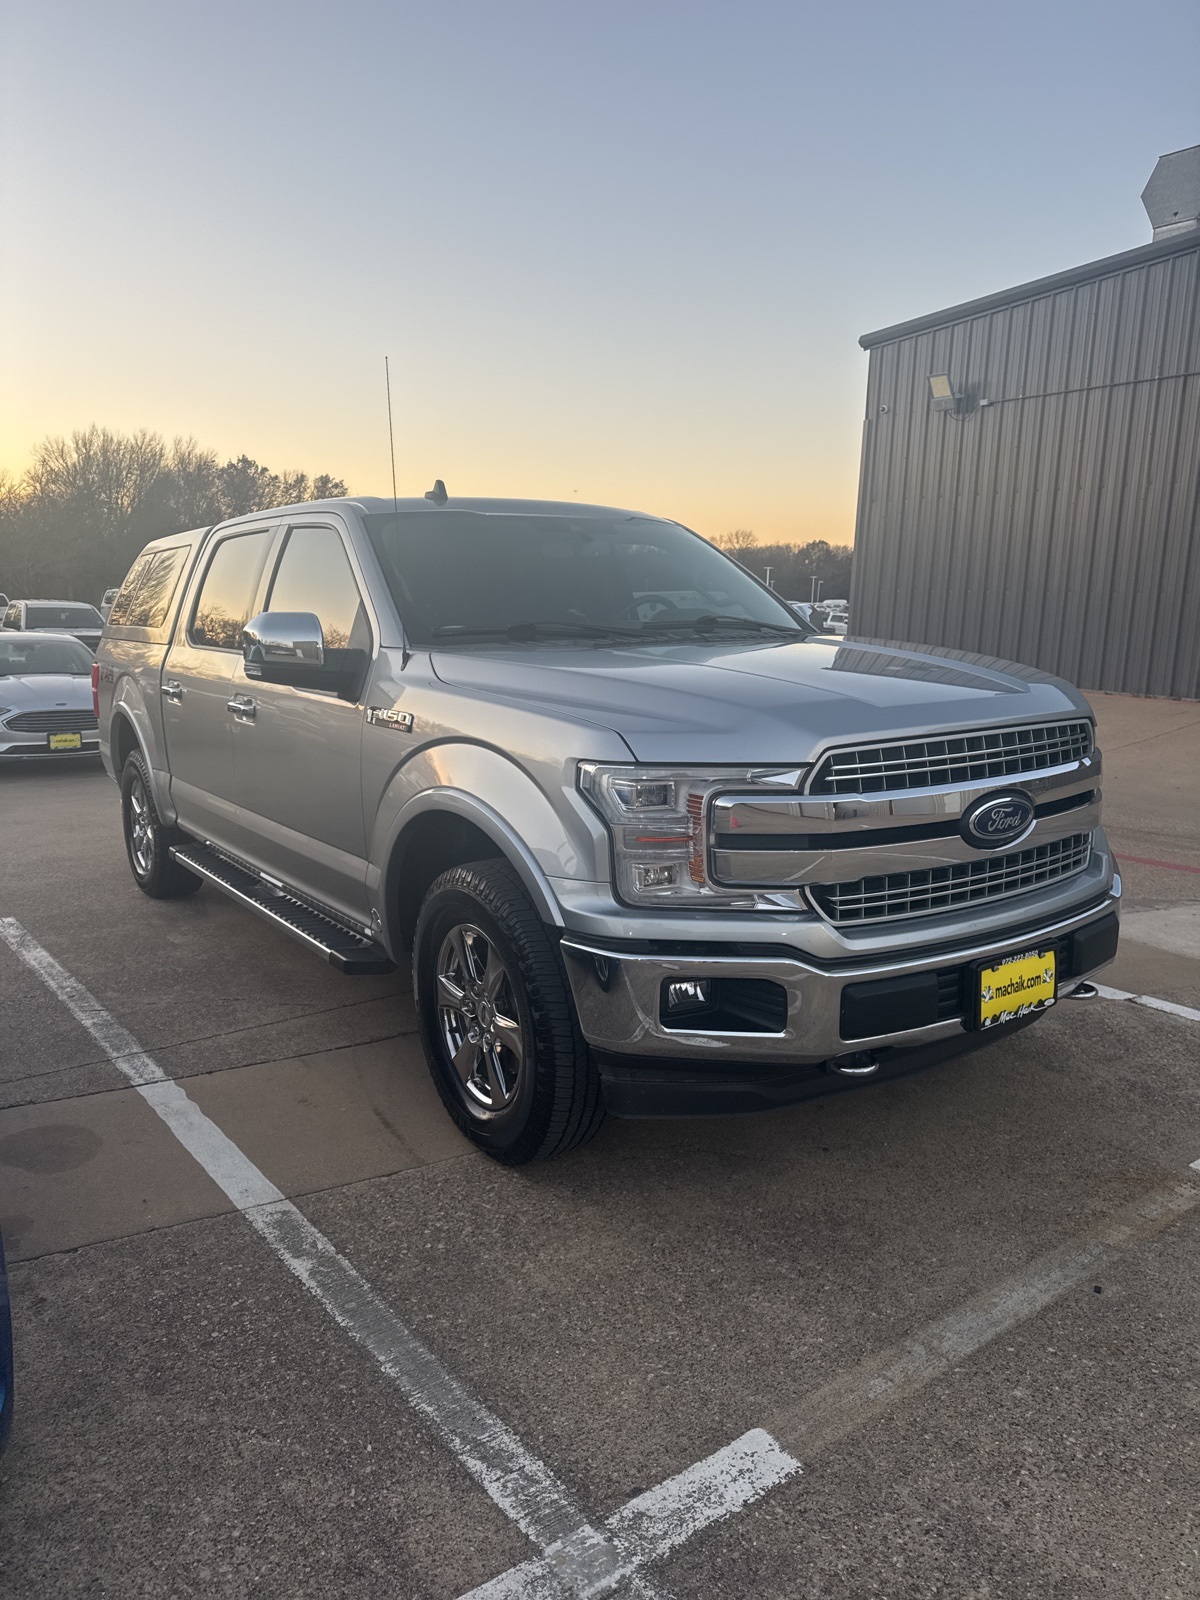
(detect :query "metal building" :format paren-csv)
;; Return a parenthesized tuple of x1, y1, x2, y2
(851, 145, 1200, 699)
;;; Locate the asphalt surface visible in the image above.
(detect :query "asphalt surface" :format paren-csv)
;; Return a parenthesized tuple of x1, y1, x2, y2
(1, 694, 1198, 1599)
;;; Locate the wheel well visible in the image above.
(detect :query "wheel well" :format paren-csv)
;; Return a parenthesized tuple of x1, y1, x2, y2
(390, 812, 504, 954)
(111, 712, 139, 774)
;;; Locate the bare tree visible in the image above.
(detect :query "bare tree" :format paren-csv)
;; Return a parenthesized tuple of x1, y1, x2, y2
(215, 456, 281, 518)
(25, 427, 165, 533)
(1, 427, 352, 600)
(152, 437, 223, 529)
(718, 528, 757, 553)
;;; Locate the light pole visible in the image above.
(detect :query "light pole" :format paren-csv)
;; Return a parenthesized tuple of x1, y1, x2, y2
(764, 565, 774, 589)
(810, 577, 823, 605)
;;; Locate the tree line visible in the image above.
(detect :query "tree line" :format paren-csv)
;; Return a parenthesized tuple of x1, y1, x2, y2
(716, 529, 853, 601)
(0, 427, 347, 602)
(0, 427, 855, 608)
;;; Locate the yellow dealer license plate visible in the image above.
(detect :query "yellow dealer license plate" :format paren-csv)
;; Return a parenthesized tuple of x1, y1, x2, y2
(976, 947, 1056, 1029)
(48, 732, 82, 751)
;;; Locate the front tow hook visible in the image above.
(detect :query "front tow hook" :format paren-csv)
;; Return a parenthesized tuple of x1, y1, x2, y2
(830, 1051, 881, 1077)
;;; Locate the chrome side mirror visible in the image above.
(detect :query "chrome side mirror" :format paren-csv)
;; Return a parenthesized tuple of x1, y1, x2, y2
(243, 611, 325, 673)
(241, 610, 368, 699)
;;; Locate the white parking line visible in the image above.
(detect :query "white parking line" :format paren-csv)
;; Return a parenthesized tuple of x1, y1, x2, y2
(0, 918, 799, 1598)
(767, 1178, 1200, 1460)
(1092, 982, 1200, 1024)
(463, 1432, 799, 1599)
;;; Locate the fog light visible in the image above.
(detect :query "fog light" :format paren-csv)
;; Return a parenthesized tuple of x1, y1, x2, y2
(636, 864, 679, 889)
(666, 979, 711, 1011)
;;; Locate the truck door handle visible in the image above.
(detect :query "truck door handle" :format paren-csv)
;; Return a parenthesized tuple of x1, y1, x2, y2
(227, 695, 256, 720)
(161, 680, 184, 703)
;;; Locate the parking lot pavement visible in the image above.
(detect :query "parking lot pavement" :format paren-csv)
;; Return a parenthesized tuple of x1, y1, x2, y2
(1090, 692, 1200, 1009)
(1, 716, 1198, 1598)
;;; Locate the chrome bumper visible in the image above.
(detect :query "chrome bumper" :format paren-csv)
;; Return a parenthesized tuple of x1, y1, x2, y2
(0, 737, 101, 758)
(561, 877, 1121, 1065)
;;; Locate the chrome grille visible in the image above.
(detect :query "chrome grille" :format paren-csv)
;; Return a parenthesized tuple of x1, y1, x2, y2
(810, 833, 1092, 924)
(809, 721, 1093, 795)
(3, 709, 98, 733)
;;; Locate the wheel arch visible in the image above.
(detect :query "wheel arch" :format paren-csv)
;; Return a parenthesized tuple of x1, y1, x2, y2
(110, 708, 142, 776)
(383, 791, 565, 958)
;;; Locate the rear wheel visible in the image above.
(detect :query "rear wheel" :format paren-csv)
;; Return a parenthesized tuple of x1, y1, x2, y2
(121, 751, 202, 899)
(413, 859, 605, 1163)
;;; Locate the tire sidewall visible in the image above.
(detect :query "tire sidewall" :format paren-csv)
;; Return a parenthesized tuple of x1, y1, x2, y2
(120, 752, 200, 898)
(414, 884, 541, 1156)
(121, 752, 160, 890)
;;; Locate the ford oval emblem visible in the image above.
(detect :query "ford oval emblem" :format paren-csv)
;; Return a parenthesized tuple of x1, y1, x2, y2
(961, 792, 1036, 849)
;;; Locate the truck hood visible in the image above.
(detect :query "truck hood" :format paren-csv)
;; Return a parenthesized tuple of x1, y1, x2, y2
(0, 673, 93, 709)
(430, 636, 1092, 763)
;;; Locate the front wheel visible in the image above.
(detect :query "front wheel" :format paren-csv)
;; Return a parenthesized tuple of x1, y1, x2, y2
(121, 751, 202, 899)
(413, 859, 604, 1163)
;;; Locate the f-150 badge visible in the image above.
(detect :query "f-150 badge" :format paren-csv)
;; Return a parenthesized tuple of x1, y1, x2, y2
(366, 707, 414, 732)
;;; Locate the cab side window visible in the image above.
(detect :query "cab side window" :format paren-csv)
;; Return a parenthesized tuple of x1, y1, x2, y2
(190, 531, 272, 650)
(266, 527, 369, 652)
(2, 605, 18, 629)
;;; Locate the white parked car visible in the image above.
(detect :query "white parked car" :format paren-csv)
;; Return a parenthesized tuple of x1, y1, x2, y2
(790, 601, 847, 636)
(0, 632, 100, 759)
(2, 600, 104, 654)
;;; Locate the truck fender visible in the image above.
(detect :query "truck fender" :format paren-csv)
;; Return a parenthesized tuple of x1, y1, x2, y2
(368, 743, 607, 953)
(109, 683, 175, 824)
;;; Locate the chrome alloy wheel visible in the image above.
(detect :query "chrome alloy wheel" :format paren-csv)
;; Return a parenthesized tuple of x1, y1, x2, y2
(128, 775, 154, 877)
(436, 923, 526, 1111)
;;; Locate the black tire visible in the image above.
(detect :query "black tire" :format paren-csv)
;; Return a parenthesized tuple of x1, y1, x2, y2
(413, 859, 605, 1164)
(121, 751, 203, 900)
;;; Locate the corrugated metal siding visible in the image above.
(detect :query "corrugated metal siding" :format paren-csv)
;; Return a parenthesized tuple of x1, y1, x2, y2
(852, 240, 1200, 699)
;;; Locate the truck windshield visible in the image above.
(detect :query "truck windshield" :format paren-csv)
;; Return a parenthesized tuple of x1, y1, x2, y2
(0, 636, 95, 675)
(363, 511, 809, 648)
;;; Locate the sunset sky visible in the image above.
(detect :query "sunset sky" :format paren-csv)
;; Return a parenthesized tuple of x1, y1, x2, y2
(2, 1, 1196, 546)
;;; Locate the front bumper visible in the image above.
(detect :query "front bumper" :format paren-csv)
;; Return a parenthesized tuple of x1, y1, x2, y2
(560, 876, 1121, 1116)
(0, 734, 101, 759)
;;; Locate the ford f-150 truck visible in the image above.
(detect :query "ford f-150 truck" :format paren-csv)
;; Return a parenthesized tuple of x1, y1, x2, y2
(95, 493, 1120, 1163)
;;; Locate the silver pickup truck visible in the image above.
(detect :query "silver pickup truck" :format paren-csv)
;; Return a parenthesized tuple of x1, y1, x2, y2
(95, 492, 1120, 1163)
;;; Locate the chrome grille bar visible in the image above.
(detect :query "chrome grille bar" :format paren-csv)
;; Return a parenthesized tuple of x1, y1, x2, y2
(809, 833, 1092, 924)
(808, 721, 1093, 795)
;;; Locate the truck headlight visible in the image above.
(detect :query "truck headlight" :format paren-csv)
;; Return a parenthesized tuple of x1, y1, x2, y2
(578, 762, 808, 908)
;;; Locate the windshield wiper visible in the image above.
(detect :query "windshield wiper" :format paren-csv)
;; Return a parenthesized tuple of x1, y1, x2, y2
(641, 614, 805, 637)
(431, 620, 643, 643)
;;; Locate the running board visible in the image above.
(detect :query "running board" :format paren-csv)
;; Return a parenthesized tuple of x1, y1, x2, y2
(170, 842, 394, 974)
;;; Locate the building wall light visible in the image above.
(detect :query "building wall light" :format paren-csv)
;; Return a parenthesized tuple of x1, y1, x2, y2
(928, 373, 958, 412)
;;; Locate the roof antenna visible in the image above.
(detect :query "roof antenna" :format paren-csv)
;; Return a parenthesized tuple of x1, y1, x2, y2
(384, 356, 399, 518)
(385, 356, 413, 670)
(425, 478, 448, 506)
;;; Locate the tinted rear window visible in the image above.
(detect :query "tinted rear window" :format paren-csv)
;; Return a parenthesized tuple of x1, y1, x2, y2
(26, 604, 102, 629)
(109, 548, 189, 630)
(106, 555, 153, 627)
